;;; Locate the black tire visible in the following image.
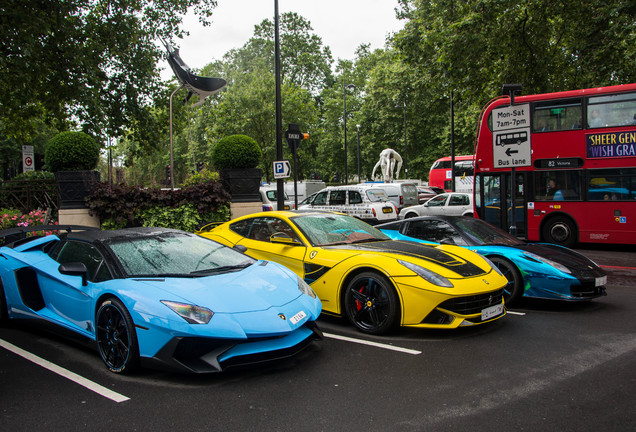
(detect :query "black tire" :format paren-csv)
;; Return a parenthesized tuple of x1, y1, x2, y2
(344, 272, 400, 335)
(542, 215, 577, 248)
(0, 280, 8, 325)
(489, 256, 523, 306)
(96, 298, 139, 374)
(404, 212, 417, 219)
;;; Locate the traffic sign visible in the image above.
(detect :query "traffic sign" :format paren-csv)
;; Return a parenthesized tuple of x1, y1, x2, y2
(273, 160, 291, 179)
(22, 145, 34, 172)
(492, 104, 531, 168)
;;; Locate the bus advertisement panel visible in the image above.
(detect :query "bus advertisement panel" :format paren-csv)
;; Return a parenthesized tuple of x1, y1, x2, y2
(473, 83, 636, 246)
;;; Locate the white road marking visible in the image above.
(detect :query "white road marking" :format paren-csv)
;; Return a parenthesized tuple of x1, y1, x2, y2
(0, 339, 130, 403)
(323, 332, 422, 355)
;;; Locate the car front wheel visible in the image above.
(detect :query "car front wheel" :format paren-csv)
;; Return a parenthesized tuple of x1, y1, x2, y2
(96, 298, 139, 374)
(489, 256, 523, 305)
(344, 272, 400, 335)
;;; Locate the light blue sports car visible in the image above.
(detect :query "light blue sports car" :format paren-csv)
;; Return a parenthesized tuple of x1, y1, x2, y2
(0, 226, 322, 373)
(377, 216, 607, 305)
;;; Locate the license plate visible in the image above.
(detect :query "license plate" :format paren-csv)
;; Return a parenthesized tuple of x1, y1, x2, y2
(595, 275, 607, 287)
(289, 310, 307, 325)
(283, 205, 290, 210)
(481, 303, 504, 321)
(382, 207, 393, 214)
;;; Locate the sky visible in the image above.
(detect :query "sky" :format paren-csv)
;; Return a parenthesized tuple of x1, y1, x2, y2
(159, 0, 405, 79)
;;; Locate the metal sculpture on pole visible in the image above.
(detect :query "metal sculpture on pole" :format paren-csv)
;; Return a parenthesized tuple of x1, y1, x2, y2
(164, 42, 227, 189)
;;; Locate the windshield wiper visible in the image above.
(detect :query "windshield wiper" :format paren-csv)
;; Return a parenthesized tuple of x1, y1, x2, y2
(190, 262, 252, 275)
(350, 238, 383, 244)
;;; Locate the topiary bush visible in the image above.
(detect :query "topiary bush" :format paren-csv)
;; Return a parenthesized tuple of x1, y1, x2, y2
(44, 131, 101, 172)
(210, 134, 262, 170)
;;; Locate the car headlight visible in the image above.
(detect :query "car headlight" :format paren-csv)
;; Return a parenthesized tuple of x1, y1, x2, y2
(480, 255, 505, 277)
(398, 259, 454, 288)
(522, 252, 572, 274)
(298, 277, 317, 298)
(161, 300, 214, 324)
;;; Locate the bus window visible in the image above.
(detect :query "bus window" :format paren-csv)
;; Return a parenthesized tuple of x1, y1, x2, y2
(587, 92, 636, 128)
(533, 99, 582, 132)
(588, 168, 636, 201)
(534, 171, 582, 201)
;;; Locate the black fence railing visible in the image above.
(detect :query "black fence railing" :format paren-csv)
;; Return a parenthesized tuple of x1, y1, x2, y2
(0, 179, 59, 213)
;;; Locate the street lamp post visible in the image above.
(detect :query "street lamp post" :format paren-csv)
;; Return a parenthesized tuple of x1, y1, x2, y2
(343, 83, 355, 185)
(402, 101, 407, 178)
(356, 124, 361, 183)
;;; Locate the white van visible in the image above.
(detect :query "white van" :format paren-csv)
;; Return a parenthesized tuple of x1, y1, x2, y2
(259, 186, 294, 211)
(298, 185, 398, 224)
(361, 182, 419, 211)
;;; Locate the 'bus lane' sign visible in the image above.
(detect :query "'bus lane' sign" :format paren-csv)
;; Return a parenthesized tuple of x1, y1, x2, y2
(492, 104, 531, 168)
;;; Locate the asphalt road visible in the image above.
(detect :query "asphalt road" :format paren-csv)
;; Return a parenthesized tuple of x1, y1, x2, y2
(1, 245, 635, 431)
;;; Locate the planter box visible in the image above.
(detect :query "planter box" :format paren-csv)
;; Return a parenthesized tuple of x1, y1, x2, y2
(55, 170, 100, 209)
(221, 168, 262, 202)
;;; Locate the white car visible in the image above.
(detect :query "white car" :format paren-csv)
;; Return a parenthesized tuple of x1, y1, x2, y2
(399, 192, 474, 219)
(297, 185, 398, 224)
(260, 187, 295, 211)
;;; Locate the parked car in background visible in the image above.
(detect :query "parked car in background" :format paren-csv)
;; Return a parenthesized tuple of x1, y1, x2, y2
(400, 192, 474, 219)
(297, 185, 398, 224)
(377, 216, 607, 305)
(361, 182, 419, 211)
(417, 186, 445, 204)
(0, 226, 322, 373)
(260, 186, 294, 211)
(198, 211, 507, 335)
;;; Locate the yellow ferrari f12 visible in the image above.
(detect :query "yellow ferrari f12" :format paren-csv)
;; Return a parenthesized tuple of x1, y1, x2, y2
(198, 211, 507, 334)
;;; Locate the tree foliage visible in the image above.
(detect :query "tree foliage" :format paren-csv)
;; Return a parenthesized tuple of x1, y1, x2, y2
(0, 0, 217, 142)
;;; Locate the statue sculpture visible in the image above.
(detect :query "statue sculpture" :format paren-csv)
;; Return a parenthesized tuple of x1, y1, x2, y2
(371, 149, 403, 182)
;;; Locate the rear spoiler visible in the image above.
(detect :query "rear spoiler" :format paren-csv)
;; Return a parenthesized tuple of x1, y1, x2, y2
(0, 225, 99, 248)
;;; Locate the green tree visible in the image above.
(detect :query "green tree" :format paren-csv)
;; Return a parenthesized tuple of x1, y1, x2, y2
(0, 0, 217, 143)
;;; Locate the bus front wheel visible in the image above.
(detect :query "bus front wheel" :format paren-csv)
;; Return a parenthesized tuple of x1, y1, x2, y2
(542, 216, 577, 248)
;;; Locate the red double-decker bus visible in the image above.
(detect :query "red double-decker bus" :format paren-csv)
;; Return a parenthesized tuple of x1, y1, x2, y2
(428, 155, 474, 192)
(473, 83, 636, 247)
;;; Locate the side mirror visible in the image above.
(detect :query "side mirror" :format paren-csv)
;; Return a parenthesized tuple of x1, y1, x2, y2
(232, 244, 248, 253)
(59, 262, 88, 286)
(270, 232, 302, 246)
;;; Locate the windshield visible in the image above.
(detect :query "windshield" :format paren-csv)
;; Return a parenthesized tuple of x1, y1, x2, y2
(453, 217, 524, 246)
(108, 232, 254, 277)
(366, 189, 390, 202)
(292, 213, 389, 246)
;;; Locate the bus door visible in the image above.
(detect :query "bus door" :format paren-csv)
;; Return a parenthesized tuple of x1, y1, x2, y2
(476, 172, 527, 236)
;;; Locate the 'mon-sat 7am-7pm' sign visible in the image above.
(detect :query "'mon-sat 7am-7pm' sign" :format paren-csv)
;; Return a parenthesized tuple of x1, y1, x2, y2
(587, 131, 636, 158)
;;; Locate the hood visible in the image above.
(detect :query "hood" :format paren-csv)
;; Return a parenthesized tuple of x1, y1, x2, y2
(136, 261, 302, 313)
(326, 240, 485, 277)
(514, 243, 602, 272)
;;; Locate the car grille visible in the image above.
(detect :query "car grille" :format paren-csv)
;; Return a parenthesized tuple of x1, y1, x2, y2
(437, 289, 504, 315)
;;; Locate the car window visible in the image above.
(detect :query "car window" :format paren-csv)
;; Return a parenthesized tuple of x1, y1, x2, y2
(349, 191, 363, 204)
(404, 220, 468, 246)
(243, 217, 300, 243)
(313, 191, 328, 205)
(426, 195, 448, 207)
(449, 194, 468, 206)
(329, 190, 346, 205)
(366, 189, 389, 202)
(54, 241, 112, 282)
(230, 219, 253, 237)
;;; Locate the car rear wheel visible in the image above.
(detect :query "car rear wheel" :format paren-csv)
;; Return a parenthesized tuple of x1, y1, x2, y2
(344, 272, 400, 335)
(489, 256, 523, 305)
(96, 298, 139, 374)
